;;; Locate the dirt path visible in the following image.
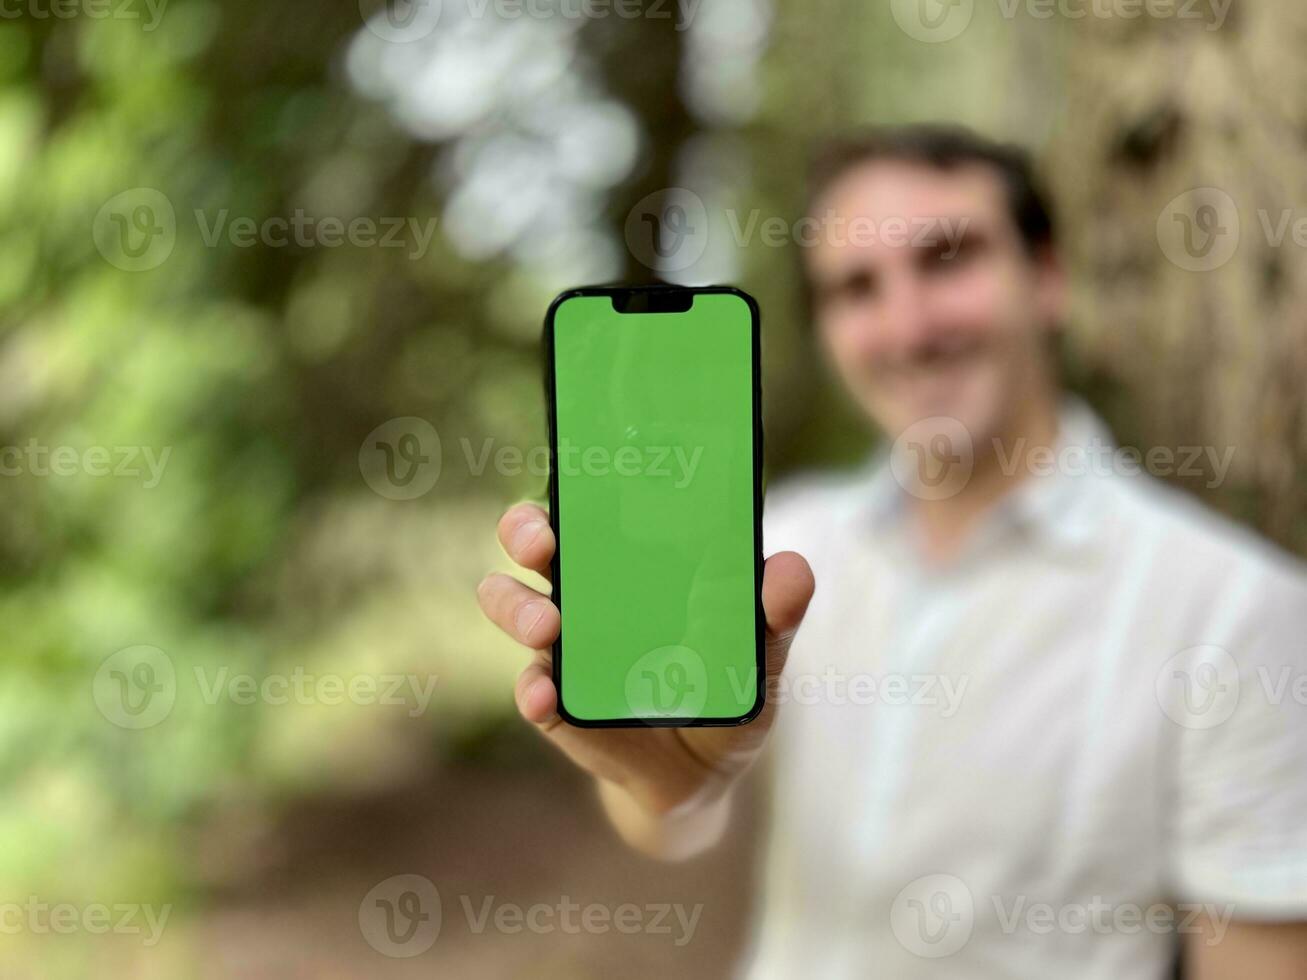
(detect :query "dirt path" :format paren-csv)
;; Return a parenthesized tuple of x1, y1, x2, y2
(193, 753, 760, 979)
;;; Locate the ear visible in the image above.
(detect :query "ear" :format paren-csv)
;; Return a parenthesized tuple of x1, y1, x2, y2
(1032, 245, 1068, 333)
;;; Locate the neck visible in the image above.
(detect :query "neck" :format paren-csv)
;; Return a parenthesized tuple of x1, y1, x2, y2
(911, 391, 1061, 563)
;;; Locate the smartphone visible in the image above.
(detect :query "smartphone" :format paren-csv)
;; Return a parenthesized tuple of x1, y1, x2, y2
(544, 284, 765, 728)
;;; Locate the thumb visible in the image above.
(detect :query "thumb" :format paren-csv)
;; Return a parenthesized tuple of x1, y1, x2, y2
(761, 550, 814, 682)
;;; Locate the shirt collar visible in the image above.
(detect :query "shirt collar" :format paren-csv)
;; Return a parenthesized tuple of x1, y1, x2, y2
(859, 398, 1112, 557)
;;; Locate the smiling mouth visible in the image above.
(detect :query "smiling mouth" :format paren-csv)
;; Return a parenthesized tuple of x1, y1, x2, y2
(879, 337, 989, 385)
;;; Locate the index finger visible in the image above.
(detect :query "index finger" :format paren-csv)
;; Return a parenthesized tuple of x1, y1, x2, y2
(497, 502, 556, 579)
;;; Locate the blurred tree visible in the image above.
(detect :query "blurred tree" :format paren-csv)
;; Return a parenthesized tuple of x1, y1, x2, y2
(1048, 0, 1307, 549)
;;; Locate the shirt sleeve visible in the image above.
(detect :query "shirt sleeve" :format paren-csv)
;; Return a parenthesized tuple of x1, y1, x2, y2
(1168, 557, 1307, 919)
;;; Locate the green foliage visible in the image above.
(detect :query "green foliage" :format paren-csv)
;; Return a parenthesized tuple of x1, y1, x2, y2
(1, 4, 537, 916)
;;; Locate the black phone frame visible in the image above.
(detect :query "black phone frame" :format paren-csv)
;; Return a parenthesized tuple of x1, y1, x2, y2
(541, 283, 766, 728)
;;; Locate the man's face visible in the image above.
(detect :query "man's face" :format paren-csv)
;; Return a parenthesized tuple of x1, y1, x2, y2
(806, 161, 1064, 446)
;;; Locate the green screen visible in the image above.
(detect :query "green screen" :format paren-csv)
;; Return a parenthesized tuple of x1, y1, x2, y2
(551, 291, 760, 724)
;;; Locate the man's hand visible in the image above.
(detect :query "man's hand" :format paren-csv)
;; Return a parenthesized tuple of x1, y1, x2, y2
(476, 502, 814, 854)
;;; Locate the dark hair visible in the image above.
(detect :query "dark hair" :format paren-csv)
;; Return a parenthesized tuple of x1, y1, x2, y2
(805, 123, 1055, 255)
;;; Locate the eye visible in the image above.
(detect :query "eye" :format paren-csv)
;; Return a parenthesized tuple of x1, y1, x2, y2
(823, 268, 878, 307)
(919, 229, 984, 274)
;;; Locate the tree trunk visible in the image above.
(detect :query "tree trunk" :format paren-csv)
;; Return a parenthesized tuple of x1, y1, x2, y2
(1048, 1, 1307, 548)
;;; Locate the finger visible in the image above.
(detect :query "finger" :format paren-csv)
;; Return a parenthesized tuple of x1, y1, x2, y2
(515, 664, 706, 814)
(511, 653, 643, 785)
(515, 651, 559, 725)
(477, 572, 561, 649)
(760, 551, 815, 678)
(497, 503, 555, 579)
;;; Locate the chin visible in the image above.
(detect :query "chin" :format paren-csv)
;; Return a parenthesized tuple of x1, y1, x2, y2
(873, 374, 1004, 443)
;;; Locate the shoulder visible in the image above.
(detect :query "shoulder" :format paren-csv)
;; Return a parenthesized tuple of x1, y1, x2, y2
(1096, 470, 1307, 626)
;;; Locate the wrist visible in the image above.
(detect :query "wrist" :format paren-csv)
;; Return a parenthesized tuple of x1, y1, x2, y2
(598, 778, 734, 861)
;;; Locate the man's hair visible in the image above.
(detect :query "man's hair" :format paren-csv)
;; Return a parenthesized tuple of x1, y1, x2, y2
(805, 123, 1056, 254)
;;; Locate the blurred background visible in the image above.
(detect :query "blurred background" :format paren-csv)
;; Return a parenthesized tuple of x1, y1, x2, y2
(2, 0, 1305, 975)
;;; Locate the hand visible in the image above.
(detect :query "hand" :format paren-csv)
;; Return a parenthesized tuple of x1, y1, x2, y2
(477, 502, 815, 818)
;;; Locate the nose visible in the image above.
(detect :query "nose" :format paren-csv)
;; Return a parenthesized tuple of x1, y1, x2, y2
(879, 268, 932, 355)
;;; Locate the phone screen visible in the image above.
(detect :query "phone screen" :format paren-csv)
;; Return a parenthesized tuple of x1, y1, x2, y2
(546, 287, 763, 726)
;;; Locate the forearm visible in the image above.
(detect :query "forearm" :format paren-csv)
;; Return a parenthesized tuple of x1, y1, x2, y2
(1187, 917, 1307, 979)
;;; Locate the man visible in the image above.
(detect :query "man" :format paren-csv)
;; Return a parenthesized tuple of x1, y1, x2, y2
(476, 125, 1307, 978)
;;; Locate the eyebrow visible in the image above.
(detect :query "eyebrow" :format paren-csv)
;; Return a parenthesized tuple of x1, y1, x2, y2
(816, 265, 878, 298)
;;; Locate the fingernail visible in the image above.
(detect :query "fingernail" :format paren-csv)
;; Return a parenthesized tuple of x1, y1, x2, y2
(511, 519, 546, 555)
(526, 677, 546, 706)
(515, 600, 546, 640)
(527, 678, 558, 721)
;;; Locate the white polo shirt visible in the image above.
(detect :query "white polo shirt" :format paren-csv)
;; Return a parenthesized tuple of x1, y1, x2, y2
(744, 401, 1307, 979)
